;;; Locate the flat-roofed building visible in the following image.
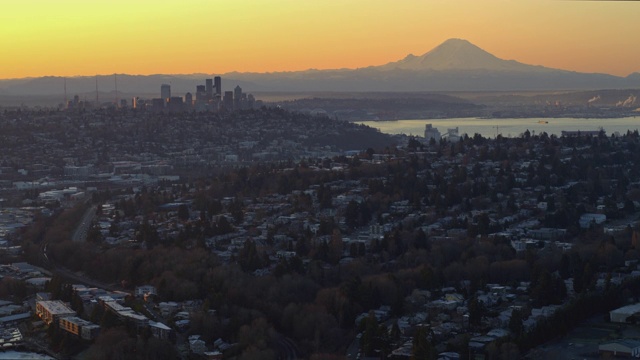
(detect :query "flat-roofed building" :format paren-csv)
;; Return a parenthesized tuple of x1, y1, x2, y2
(0, 313, 31, 327)
(59, 316, 100, 340)
(599, 340, 640, 358)
(36, 301, 75, 325)
(103, 300, 149, 327)
(610, 303, 640, 323)
(149, 321, 173, 340)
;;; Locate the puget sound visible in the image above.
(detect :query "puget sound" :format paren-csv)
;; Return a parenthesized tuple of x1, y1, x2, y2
(356, 117, 640, 139)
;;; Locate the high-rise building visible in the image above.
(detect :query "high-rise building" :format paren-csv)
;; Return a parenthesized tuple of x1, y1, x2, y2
(168, 97, 184, 112)
(233, 85, 242, 110)
(160, 84, 171, 102)
(223, 91, 233, 110)
(214, 76, 221, 96)
(195, 85, 206, 103)
(205, 79, 213, 100)
(184, 92, 193, 107)
(152, 98, 165, 112)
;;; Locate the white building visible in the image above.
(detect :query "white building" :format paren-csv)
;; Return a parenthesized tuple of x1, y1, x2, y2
(579, 213, 606, 229)
(599, 340, 640, 358)
(610, 303, 640, 323)
(424, 124, 441, 141)
(135, 285, 157, 298)
(189, 335, 207, 354)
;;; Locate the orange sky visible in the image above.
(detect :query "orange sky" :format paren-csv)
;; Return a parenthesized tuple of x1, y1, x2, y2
(1, 0, 639, 79)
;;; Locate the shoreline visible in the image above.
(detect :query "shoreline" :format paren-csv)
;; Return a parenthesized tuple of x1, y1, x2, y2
(352, 114, 639, 122)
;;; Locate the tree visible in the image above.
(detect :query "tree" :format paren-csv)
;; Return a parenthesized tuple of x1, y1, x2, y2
(509, 309, 524, 338)
(345, 200, 359, 228)
(412, 326, 436, 360)
(177, 204, 190, 221)
(136, 218, 160, 248)
(531, 270, 566, 306)
(238, 239, 265, 272)
(500, 342, 520, 360)
(359, 310, 391, 358)
(468, 296, 484, 327)
(414, 229, 430, 250)
(360, 311, 378, 356)
(86, 225, 103, 243)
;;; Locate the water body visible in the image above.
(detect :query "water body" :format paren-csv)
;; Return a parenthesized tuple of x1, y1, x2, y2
(356, 117, 640, 138)
(0, 352, 54, 359)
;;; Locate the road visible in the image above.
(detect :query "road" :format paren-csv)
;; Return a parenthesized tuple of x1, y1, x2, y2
(275, 335, 298, 360)
(22, 337, 65, 360)
(346, 334, 361, 360)
(72, 204, 97, 242)
(40, 203, 125, 293)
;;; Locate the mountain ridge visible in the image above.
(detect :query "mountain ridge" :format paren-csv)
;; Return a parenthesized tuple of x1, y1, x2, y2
(1, 39, 639, 95)
(375, 38, 544, 72)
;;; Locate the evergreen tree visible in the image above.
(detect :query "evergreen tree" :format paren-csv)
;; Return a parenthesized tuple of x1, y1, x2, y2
(411, 326, 436, 360)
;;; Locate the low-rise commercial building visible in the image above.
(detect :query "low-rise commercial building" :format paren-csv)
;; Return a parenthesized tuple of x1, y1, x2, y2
(59, 316, 100, 340)
(35, 301, 75, 325)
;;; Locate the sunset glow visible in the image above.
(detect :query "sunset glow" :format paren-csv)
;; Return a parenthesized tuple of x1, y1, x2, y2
(1, 0, 639, 79)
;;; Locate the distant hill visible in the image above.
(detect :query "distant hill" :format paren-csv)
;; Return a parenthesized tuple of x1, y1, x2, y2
(1, 39, 639, 100)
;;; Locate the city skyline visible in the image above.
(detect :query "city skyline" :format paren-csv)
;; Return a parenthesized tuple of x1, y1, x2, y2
(1, 0, 639, 80)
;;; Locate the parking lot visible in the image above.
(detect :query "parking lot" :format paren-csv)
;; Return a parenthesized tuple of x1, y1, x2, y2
(526, 316, 640, 359)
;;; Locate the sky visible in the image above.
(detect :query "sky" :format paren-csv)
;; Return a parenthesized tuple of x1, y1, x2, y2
(1, 0, 639, 79)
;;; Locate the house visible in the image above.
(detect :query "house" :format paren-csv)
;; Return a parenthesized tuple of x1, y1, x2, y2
(25, 277, 50, 289)
(599, 339, 640, 358)
(158, 302, 180, 317)
(36, 292, 51, 301)
(527, 228, 567, 241)
(189, 335, 207, 354)
(391, 340, 413, 358)
(579, 213, 606, 229)
(10, 262, 41, 277)
(135, 285, 157, 298)
(438, 352, 460, 360)
(204, 351, 223, 360)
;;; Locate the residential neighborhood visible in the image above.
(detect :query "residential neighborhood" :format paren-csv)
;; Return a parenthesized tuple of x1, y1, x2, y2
(2, 107, 640, 359)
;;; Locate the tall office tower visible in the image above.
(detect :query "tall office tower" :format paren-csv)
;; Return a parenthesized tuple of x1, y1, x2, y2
(168, 97, 184, 112)
(132, 97, 138, 109)
(185, 92, 193, 107)
(214, 76, 221, 96)
(205, 79, 213, 100)
(233, 85, 242, 110)
(223, 91, 233, 110)
(195, 85, 206, 102)
(161, 84, 171, 102)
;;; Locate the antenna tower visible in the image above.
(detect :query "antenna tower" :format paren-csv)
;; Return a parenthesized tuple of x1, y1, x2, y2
(95, 76, 99, 107)
(114, 74, 118, 107)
